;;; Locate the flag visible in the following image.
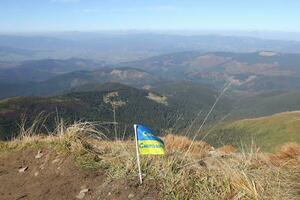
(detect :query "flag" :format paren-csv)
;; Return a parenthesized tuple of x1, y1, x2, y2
(135, 124, 165, 155)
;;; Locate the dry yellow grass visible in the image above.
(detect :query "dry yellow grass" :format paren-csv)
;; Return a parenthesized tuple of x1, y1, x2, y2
(268, 143, 300, 167)
(216, 145, 238, 155)
(164, 134, 212, 157)
(1, 121, 300, 200)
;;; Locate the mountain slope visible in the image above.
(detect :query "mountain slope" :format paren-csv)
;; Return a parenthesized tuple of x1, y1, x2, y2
(0, 58, 105, 83)
(205, 111, 300, 151)
(0, 81, 234, 140)
(0, 67, 161, 99)
(153, 81, 232, 133)
(0, 83, 174, 139)
(231, 91, 300, 119)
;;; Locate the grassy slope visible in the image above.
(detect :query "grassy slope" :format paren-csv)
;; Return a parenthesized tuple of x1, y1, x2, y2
(206, 111, 300, 151)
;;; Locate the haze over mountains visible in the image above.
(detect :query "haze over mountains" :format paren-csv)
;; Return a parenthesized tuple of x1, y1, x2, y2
(2, 33, 300, 62)
(0, 32, 300, 149)
(0, 58, 105, 83)
(2, 48, 300, 98)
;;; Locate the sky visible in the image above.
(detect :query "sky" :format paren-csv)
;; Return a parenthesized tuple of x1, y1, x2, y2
(1, 0, 300, 33)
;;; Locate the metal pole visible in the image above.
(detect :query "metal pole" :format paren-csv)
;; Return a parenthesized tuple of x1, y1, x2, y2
(134, 124, 143, 184)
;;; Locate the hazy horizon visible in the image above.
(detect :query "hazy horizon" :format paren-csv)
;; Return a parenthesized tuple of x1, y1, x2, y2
(1, 30, 300, 42)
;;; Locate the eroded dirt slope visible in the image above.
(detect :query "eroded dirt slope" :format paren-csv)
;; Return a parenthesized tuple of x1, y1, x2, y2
(0, 149, 160, 200)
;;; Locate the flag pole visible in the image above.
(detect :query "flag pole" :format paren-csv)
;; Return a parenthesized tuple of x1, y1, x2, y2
(134, 124, 143, 184)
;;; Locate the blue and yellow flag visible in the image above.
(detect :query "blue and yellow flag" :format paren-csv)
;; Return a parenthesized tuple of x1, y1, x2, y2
(135, 124, 165, 155)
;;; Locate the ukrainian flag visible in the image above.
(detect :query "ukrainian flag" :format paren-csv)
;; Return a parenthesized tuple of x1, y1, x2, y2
(135, 124, 165, 155)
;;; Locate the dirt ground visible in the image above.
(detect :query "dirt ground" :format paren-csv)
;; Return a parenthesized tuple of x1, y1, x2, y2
(0, 149, 160, 200)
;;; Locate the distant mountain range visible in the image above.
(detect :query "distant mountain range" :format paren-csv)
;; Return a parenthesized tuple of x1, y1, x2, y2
(2, 33, 300, 62)
(1, 50, 300, 98)
(118, 51, 300, 92)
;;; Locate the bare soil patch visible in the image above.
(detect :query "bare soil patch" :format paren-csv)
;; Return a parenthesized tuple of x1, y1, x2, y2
(0, 148, 160, 200)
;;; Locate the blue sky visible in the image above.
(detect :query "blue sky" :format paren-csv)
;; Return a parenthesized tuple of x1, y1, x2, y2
(1, 0, 300, 32)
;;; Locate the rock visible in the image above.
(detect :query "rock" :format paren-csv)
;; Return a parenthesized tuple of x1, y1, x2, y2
(34, 172, 39, 176)
(18, 166, 28, 173)
(76, 188, 89, 199)
(80, 189, 89, 193)
(128, 193, 135, 199)
(35, 150, 43, 159)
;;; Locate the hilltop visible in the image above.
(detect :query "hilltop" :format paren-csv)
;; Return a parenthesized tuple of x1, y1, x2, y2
(0, 122, 299, 200)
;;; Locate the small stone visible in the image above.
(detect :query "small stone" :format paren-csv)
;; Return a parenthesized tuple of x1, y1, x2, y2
(108, 192, 111, 196)
(35, 150, 43, 159)
(80, 189, 89, 193)
(128, 193, 134, 199)
(18, 166, 28, 173)
(76, 188, 89, 199)
(34, 172, 39, 176)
